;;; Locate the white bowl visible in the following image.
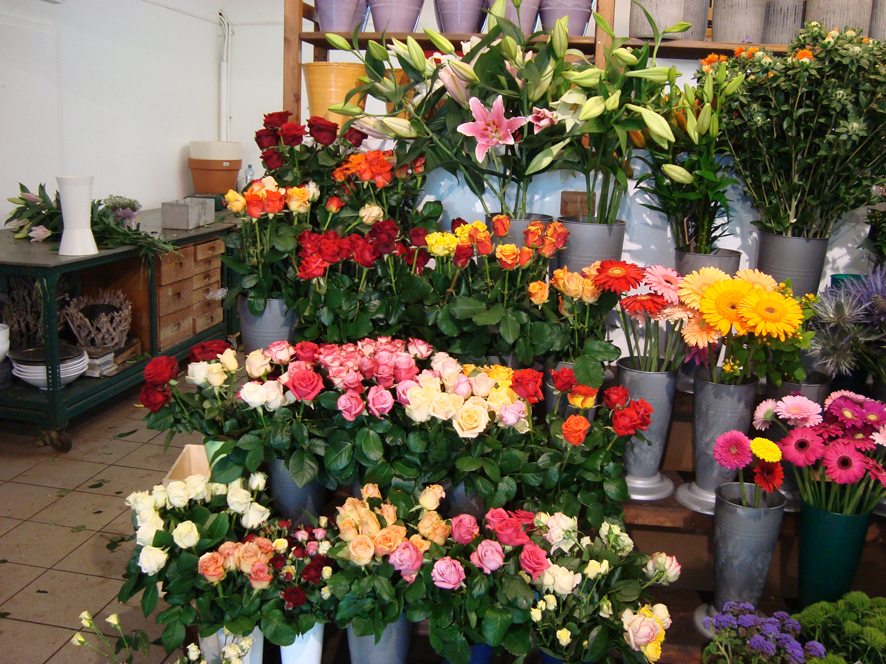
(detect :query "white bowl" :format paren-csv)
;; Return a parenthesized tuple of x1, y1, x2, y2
(13, 355, 88, 373)
(13, 365, 86, 390)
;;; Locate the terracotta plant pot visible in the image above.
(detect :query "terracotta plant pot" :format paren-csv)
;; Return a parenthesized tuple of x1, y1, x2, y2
(302, 62, 367, 128)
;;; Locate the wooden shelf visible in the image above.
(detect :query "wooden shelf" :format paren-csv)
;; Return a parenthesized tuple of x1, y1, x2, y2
(623, 38, 788, 60)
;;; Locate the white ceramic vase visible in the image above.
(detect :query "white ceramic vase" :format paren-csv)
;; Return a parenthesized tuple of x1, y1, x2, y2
(57, 176, 98, 256)
(198, 627, 264, 664)
(281, 623, 324, 664)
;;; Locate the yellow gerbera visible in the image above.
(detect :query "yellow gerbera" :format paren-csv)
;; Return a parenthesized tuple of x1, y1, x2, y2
(735, 269, 778, 292)
(678, 267, 729, 309)
(699, 278, 753, 335)
(750, 437, 782, 463)
(682, 311, 721, 347)
(738, 289, 803, 341)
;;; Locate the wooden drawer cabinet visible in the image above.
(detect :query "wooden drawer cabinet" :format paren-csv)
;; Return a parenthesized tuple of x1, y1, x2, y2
(195, 238, 224, 261)
(157, 277, 194, 317)
(192, 268, 219, 290)
(157, 245, 195, 285)
(194, 306, 224, 333)
(159, 307, 194, 349)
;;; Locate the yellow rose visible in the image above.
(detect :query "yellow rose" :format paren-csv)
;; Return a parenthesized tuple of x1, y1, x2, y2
(452, 402, 490, 438)
(483, 365, 513, 387)
(337, 517, 359, 542)
(218, 348, 238, 372)
(581, 278, 602, 304)
(409, 534, 431, 553)
(470, 221, 488, 233)
(416, 510, 448, 543)
(273, 538, 289, 554)
(485, 389, 513, 414)
(454, 224, 474, 243)
(419, 485, 446, 511)
(528, 281, 550, 305)
(347, 535, 375, 566)
(372, 525, 407, 555)
(556, 270, 584, 299)
(376, 503, 398, 527)
(426, 232, 458, 257)
(224, 190, 246, 213)
(286, 186, 311, 214)
(205, 363, 227, 388)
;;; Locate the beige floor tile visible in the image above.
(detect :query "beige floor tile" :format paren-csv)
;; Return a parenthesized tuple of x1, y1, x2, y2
(0, 569, 121, 629)
(0, 619, 76, 663)
(0, 440, 58, 481)
(94, 596, 168, 640)
(14, 457, 108, 490)
(116, 443, 185, 473)
(46, 638, 173, 664)
(0, 482, 60, 519)
(0, 515, 22, 536)
(75, 466, 166, 498)
(0, 561, 45, 604)
(54, 530, 134, 579)
(142, 429, 190, 448)
(98, 424, 164, 444)
(0, 521, 92, 567)
(62, 435, 142, 465)
(101, 510, 136, 537)
(31, 490, 128, 531)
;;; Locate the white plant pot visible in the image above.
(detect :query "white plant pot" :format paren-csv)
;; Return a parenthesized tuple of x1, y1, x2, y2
(198, 626, 264, 664)
(57, 176, 98, 256)
(281, 623, 325, 664)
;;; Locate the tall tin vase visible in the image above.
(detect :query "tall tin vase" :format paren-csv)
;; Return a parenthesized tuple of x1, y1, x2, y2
(280, 623, 324, 664)
(676, 371, 758, 515)
(487, 213, 553, 246)
(555, 218, 626, 267)
(267, 458, 324, 523)
(237, 296, 298, 354)
(756, 232, 829, 298)
(617, 358, 678, 500)
(347, 613, 411, 664)
(694, 483, 786, 635)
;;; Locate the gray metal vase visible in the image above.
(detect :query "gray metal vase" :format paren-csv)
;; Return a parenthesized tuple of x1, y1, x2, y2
(617, 358, 678, 501)
(676, 371, 758, 515)
(555, 218, 626, 270)
(237, 297, 298, 355)
(674, 247, 742, 277)
(435, 0, 485, 32)
(629, 0, 685, 39)
(317, 0, 361, 31)
(347, 613, 411, 664)
(683, 0, 711, 41)
(538, 0, 593, 35)
(764, 371, 831, 405)
(755, 232, 829, 298)
(762, 0, 806, 44)
(873, 0, 886, 40)
(267, 458, 324, 523)
(805, 0, 873, 34)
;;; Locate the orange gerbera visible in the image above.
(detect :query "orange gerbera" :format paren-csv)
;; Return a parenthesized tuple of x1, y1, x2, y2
(682, 311, 721, 347)
(679, 267, 729, 309)
(593, 260, 644, 294)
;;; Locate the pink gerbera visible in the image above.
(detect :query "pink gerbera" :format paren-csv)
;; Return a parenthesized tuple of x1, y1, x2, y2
(828, 397, 866, 428)
(713, 431, 753, 470)
(457, 95, 528, 162)
(873, 425, 886, 447)
(811, 420, 844, 440)
(858, 400, 886, 429)
(822, 442, 868, 484)
(643, 265, 683, 304)
(774, 395, 823, 427)
(867, 458, 886, 488)
(823, 390, 868, 409)
(837, 428, 877, 451)
(779, 427, 825, 467)
(753, 399, 778, 431)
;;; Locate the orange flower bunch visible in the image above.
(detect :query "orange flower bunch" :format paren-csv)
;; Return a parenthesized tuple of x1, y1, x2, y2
(224, 176, 314, 219)
(331, 150, 395, 188)
(539, 265, 603, 307)
(792, 49, 814, 62)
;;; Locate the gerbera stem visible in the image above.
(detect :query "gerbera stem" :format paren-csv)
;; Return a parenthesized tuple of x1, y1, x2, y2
(739, 468, 748, 507)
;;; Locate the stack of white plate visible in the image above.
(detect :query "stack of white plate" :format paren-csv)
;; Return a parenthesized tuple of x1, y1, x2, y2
(8, 344, 89, 390)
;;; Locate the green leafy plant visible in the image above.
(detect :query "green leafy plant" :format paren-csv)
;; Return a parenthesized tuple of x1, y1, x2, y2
(862, 207, 886, 266)
(69, 611, 152, 664)
(795, 591, 886, 664)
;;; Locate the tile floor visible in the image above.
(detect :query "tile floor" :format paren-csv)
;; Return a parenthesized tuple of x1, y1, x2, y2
(0, 387, 202, 663)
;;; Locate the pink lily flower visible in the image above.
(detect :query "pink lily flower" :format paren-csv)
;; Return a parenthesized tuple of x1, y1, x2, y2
(529, 107, 558, 134)
(457, 96, 528, 162)
(28, 225, 51, 242)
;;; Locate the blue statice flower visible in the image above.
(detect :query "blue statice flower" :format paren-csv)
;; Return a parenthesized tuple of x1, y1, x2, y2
(748, 634, 777, 657)
(804, 641, 826, 659)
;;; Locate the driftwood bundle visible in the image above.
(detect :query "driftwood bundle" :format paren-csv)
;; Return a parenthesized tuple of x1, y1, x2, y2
(0, 275, 72, 348)
(64, 289, 131, 357)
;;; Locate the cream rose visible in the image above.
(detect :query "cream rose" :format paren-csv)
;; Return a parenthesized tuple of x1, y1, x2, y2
(556, 628, 572, 647)
(172, 520, 200, 548)
(485, 390, 512, 414)
(541, 564, 582, 595)
(151, 484, 168, 509)
(245, 350, 270, 378)
(239, 381, 267, 409)
(358, 203, 383, 225)
(205, 363, 227, 388)
(186, 361, 211, 387)
(429, 392, 459, 421)
(347, 534, 376, 566)
(218, 348, 238, 372)
(136, 514, 164, 547)
(138, 545, 168, 575)
(125, 490, 154, 514)
(469, 372, 496, 397)
(227, 484, 253, 514)
(263, 381, 287, 411)
(404, 386, 433, 422)
(165, 481, 190, 508)
(248, 472, 267, 492)
(651, 603, 672, 629)
(452, 403, 490, 438)
(584, 559, 610, 579)
(241, 502, 271, 529)
(185, 474, 209, 502)
(419, 485, 446, 511)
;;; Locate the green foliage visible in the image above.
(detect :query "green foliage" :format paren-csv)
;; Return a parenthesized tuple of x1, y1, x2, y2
(796, 592, 886, 664)
(862, 208, 886, 266)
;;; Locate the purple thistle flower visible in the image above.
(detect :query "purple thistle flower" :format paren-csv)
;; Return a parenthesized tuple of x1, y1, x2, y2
(805, 641, 826, 659)
(847, 265, 886, 326)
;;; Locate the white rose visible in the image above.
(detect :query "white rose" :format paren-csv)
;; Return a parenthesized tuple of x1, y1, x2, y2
(534, 512, 550, 528)
(322, 566, 332, 580)
(599, 598, 613, 619)
(358, 203, 383, 225)
(172, 520, 200, 548)
(263, 381, 287, 411)
(226, 484, 252, 514)
(584, 559, 610, 579)
(185, 475, 209, 502)
(544, 512, 577, 552)
(304, 180, 320, 202)
(135, 505, 159, 527)
(166, 481, 190, 508)
(222, 644, 241, 660)
(210, 482, 228, 496)
(541, 564, 582, 596)
(248, 472, 267, 492)
(187, 643, 202, 661)
(245, 350, 270, 378)
(136, 513, 164, 546)
(651, 603, 672, 629)
(125, 490, 153, 514)
(404, 386, 433, 422)
(544, 594, 557, 610)
(138, 545, 169, 575)
(320, 586, 331, 600)
(238, 381, 267, 409)
(556, 628, 572, 647)
(151, 484, 168, 509)
(318, 540, 331, 555)
(530, 608, 543, 622)
(241, 502, 271, 529)
(186, 361, 211, 387)
(218, 348, 238, 372)
(205, 363, 227, 388)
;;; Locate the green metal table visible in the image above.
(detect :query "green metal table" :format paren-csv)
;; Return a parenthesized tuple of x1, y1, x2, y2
(0, 222, 234, 450)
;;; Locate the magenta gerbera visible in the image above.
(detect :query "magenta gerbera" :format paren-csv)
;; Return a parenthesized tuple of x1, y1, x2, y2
(822, 442, 867, 484)
(753, 399, 778, 431)
(867, 458, 886, 488)
(774, 395, 823, 427)
(713, 430, 753, 470)
(778, 427, 825, 467)
(829, 397, 866, 428)
(642, 265, 683, 304)
(823, 390, 868, 409)
(858, 400, 886, 429)
(838, 428, 877, 451)
(457, 96, 528, 162)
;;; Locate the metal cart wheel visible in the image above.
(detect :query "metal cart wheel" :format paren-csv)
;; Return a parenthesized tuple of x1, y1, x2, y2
(42, 429, 72, 452)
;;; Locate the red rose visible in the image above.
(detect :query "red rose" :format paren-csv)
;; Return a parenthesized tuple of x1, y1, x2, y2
(245, 193, 264, 218)
(603, 385, 630, 410)
(144, 356, 179, 386)
(189, 340, 232, 363)
(401, 246, 430, 274)
(263, 111, 292, 129)
(263, 189, 285, 214)
(279, 122, 307, 147)
(612, 400, 653, 437)
(412, 157, 425, 173)
(282, 369, 324, 402)
(139, 384, 171, 413)
(318, 236, 342, 263)
(450, 218, 467, 232)
(290, 544, 305, 558)
(510, 369, 544, 404)
(301, 562, 323, 584)
(368, 219, 399, 255)
(508, 509, 536, 525)
(261, 148, 284, 170)
(326, 197, 344, 213)
(353, 240, 380, 268)
(255, 128, 278, 149)
(297, 255, 329, 280)
(550, 367, 577, 393)
(298, 230, 321, 258)
(282, 586, 307, 607)
(409, 228, 428, 247)
(344, 127, 367, 147)
(494, 517, 531, 546)
(453, 243, 474, 268)
(269, 554, 286, 570)
(294, 341, 320, 363)
(307, 116, 339, 146)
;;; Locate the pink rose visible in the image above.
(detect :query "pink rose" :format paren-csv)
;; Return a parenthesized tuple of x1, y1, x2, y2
(470, 540, 504, 574)
(294, 341, 320, 363)
(495, 518, 531, 546)
(337, 392, 365, 421)
(452, 374, 472, 399)
(357, 338, 377, 355)
(395, 380, 418, 404)
(327, 366, 349, 389)
(393, 352, 419, 383)
(306, 541, 319, 556)
(358, 357, 378, 380)
(281, 369, 324, 402)
(431, 557, 466, 589)
(451, 514, 480, 544)
(485, 508, 510, 530)
(519, 542, 550, 581)
(264, 340, 295, 364)
(470, 372, 496, 398)
(622, 610, 663, 650)
(218, 541, 240, 571)
(342, 370, 365, 394)
(367, 385, 394, 418)
(197, 551, 226, 584)
(375, 350, 395, 368)
(375, 364, 395, 388)
(294, 529, 309, 542)
(509, 510, 537, 525)
(499, 401, 527, 426)
(390, 541, 424, 575)
(313, 527, 327, 540)
(407, 338, 434, 359)
(249, 561, 273, 589)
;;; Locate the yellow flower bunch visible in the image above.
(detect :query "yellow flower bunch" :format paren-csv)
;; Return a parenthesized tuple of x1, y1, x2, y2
(425, 232, 458, 257)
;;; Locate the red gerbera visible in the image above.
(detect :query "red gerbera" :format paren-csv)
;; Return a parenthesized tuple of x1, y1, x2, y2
(593, 260, 644, 293)
(619, 293, 669, 318)
(754, 460, 784, 493)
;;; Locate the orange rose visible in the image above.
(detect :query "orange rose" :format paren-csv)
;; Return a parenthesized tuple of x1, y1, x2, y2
(568, 385, 598, 409)
(359, 507, 381, 537)
(417, 510, 451, 545)
(562, 414, 591, 446)
(347, 535, 376, 566)
(249, 561, 273, 590)
(237, 541, 263, 574)
(544, 222, 570, 250)
(581, 262, 601, 280)
(428, 521, 452, 545)
(360, 484, 382, 500)
(558, 295, 572, 317)
(550, 266, 568, 292)
(244, 193, 264, 219)
(495, 244, 519, 270)
(528, 281, 550, 305)
(517, 247, 533, 268)
(409, 534, 432, 553)
(372, 525, 407, 555)
(559, 270, 584, 299)
(523, 221, 546, 248)
(286, 186, 311, 214)
(376, 503, 398, 527)
(581, 278, 602, 304)
(264, 188, 285, 214)
(254, 536, 275, 561)
(337, 517, 359, 542)
(537, 239, 557, 259)
(475, 231, 494, 256)
(218, 541, 240, 571)
(492, 214, 510, 238)
(197, 552, 226, 584)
